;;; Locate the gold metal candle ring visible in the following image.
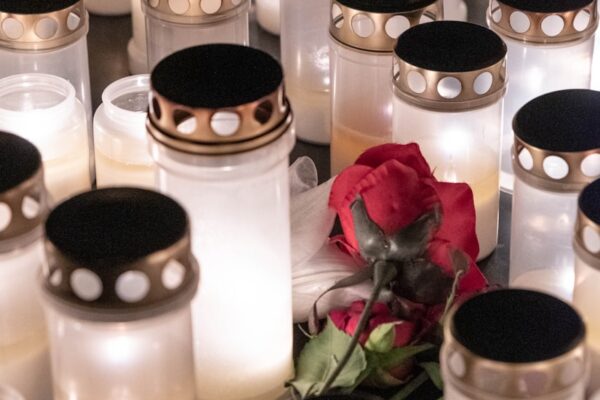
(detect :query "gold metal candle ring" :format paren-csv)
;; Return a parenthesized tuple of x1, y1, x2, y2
(329, 0, 443, 53)
(0, 1, 87, 51)
(488, 0, 598, 44)
(142, 0, 249, 24)
(574, 211, 600, 270)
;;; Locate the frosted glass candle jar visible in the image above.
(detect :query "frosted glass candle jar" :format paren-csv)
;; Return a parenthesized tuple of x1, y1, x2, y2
(0, 132, 51, 400)
(0, 74, 91, 202)
(129, 0, 148, 74)
(257, 0, 280, 35)
(94, 75, 154, 188)
(393, 21, 506, 260)
(143, 0, 250, 69)
(148, 45, 295, 400)
(330, 0, 443, 175)
(281, 0, 329, 144)
(487, 0, 597, 192)
(510, 90, 600, 301)
(443, 289, 589, 400)
(41, 188, 199, 400)
(85, 0, 131, 15)
(0, 386, 24, 400)
(444, 0, 467, 21)
(573, 180, 600, 391)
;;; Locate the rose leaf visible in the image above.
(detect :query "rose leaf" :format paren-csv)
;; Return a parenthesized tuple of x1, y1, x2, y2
(419, 362, 443, 390)
(377, 344, 434, 369)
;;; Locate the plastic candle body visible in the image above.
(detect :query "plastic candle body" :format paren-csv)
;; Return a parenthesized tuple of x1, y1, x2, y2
(85, 0, 131, 15)
(393, 22, 507, 260)
(94, 75, 154, 188)
(129, 0, 149, 74)
(148, 45, 294, 400)
(573, 180, 600, 391)
(329, 0, 442, 176)
(488, 0, 597, 192)
(444, 0, 467, 21)
(0, 74, 91, 202)
(41, 188, 199, 400)
(0, 133, 52, 400)
(256, 0, 280, 35)
(442, 290, 588, 400)
(281, 0, 330, 144)
(510, 90, 600, 301)
(143, 0, 250, 69)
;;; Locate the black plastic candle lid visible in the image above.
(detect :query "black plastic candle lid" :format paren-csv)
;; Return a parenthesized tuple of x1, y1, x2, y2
(580, 180, 600, 225)
(514, 90, 600, 153)
(452, 289, 584, 363)
(46, 188, 188, 268)
(0, 132, 41, 193)
(0, 0, 79, 14)
(336, 0, 436, 13)
(499, 0, 593, 13)
(152, 44, 283, 109)
(395, 22, 506, 73)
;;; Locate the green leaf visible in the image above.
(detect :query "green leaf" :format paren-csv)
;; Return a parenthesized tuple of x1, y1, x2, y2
(365, 323, 397, 353)
(388, 371, 429, 400)
(287, 318, 368, 399)
(420, 362, 443, 390)
(379, 344, 434, 369)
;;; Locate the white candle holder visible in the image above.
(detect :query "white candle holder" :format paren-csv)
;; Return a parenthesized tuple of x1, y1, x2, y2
(147, 44, 295, 400)
(0, 132, 52, 400)
(510, 90, 600, 301)
(85, 0, 131, 15)
(442, 289, 589, 400)
(281, 0, 330, 144)
(329, 0, 443, 175)
(444, 0, 468, 21)
(393, 21, 506, 261)
(256, 0, 280, 35)
(487, 0, 597, 192)
(0, 74, 91, 202)
(41, 188, 199, 400)
(94, 74, 154, 189)
(573, 179, 600, 392)
(142, 0, 250, 69)
(128, 0, 149, 74)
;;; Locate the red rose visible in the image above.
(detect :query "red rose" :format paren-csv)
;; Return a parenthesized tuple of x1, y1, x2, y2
(329, 144, 486, 297)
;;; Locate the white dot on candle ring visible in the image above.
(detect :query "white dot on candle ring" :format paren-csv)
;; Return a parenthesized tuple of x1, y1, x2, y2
(35, 18, 58, 39)
(351, 14, 375, 38)
(581, 154, 600, 177)
(474, 72, 493, 95)
(559, 358, 582, 386)
(0, 203, 11, 232)
(211, 111, 241, 137)
(574, 10, 591, 32)
(491, 0, 502, 23)
(543, 156, 569, 180)
(150, 0, 160, 7)
(162, 260, 186, 290)
(22, 196, 40, 219)
(168, 0, 190, 14)
(541, 15, 565, 37)
(332, 4, 344, 29)
(2, 18, 24, 39)
(438, 77, 462, 99)
(584, 226, 600, 254)
(407, 71, 427, 94)
(385, 15, 410, 39)
(449, 352, 466, 377)
(510, 11, 531, 33)
(231, 0, 241, 5)
(518, 148, 534, 170)
(67, 12, 81, 31)
(116, 271, 151, 303)
(50, 269, 62, 287)
(71, 269, 103, 302)
(201, 0, 222, 14)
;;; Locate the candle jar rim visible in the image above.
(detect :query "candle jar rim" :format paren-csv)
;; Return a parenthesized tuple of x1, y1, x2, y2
(100, 74, 150, 139)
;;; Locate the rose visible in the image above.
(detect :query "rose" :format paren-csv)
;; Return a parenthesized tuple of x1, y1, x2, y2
(329, 143, 487, 302)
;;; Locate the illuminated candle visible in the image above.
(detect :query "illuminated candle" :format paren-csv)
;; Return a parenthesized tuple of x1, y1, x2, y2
(256, 0, 280, 35)
(510, 90, 600, 301)
(487, 0, 597, 192)
(573, 179, 600, 391)
(143, 0, 250, 69)
(330, 0, 443, 175)
(281, 0, 330, 144)
(147, 45, 295, 400)
(0, 132, 52, 400)
(94, 75, 154, 189)
(41, 188, 199, 400)
(85, 0, 131, 15)
(442, 289, 588, 400)
(393, 21, 506, 260)
(444, 0, 467, 21)
(128, 0, 149, 74)
(0, 74, 91, 202)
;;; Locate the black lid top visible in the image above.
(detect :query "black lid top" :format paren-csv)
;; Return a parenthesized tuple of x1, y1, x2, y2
(0, 0, 79, 14)
(336, 0, 436, 13)
(514, 90, 600, 153)
(580, 180, 600, 225)
(152, 44, 283, 109)
(395, 21, 506, 73)
(0, 132, 41, 193)
(452, 289, 584, 363)
(499, 0, 593, 13)
(46, 188, 188, 268)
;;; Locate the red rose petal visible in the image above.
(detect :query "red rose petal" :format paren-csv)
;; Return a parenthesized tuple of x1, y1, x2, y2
(394, 321, 416, 348)
(354, 143, 434, 181)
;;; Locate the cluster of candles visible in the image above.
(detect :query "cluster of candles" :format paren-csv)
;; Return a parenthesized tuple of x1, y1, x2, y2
(0, 1, 598, 400)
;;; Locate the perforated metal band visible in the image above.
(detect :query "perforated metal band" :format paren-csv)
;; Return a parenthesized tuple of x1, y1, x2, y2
(142, 0, 249, 24)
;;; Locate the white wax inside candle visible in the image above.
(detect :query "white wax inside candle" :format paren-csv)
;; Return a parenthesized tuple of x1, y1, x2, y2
(85, 0, 131, 15)
(95, 151, 155, 188)
(256, 0, 281, 35)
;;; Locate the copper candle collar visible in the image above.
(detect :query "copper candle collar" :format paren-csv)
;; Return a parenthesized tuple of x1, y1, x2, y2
(142, 0, 249, 24)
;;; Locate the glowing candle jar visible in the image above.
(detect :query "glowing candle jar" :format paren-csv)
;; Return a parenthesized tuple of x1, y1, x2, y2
(393, 21, 506, 260)
(0, 132, 52, 400)
(510, 90, 600, 301)
(41, 188, 199, 400)
(129, 0, 149, 74)
(442, 289, 589, 400)
(256, 0, 280, 35)
(0, 74, 91, 202)
(487, 0, 597, 192)
(573, 179, 600, 390)
(281, 0, 329, 144)
(85, 0, 131, 15)
(147, 45, 295, 400)
(330, 0, 443, 175)
(94, 75, 155, 189)
(143, 0, 250, 69)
